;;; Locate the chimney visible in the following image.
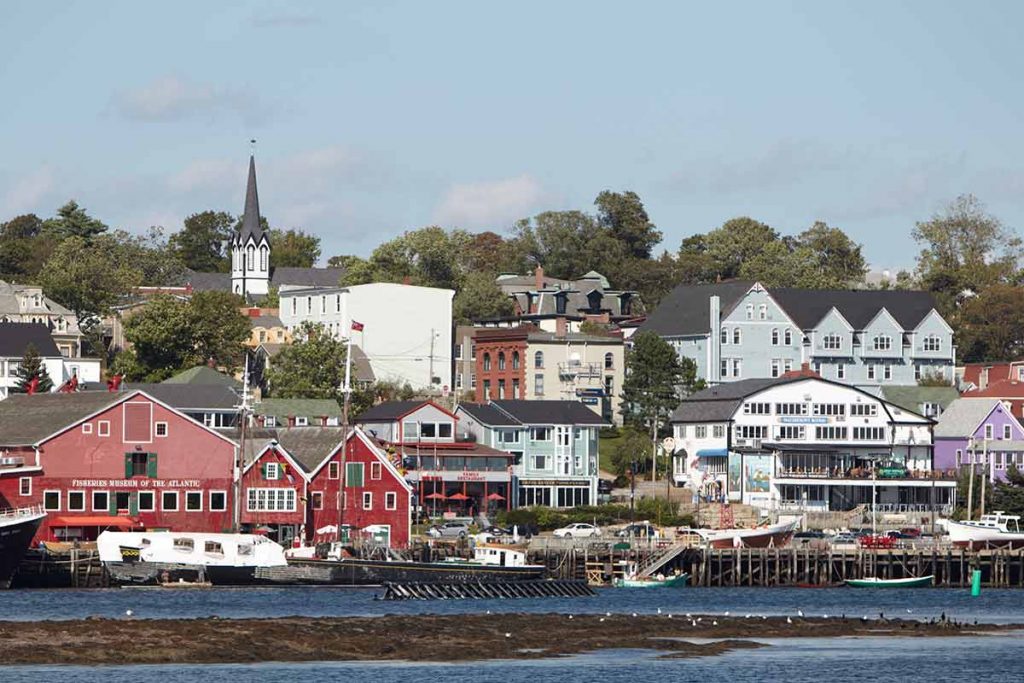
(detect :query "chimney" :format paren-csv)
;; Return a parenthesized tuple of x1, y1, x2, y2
(535, 265, 544, 291)
(556, 316, 567, 338)
(709, 295, 721, 382)
(248, 307, 261, 317)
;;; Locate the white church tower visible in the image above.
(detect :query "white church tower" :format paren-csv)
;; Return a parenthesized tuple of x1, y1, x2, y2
(231, 153, 271, 298)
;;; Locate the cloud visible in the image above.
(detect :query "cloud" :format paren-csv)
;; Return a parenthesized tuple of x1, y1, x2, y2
(0, 165, 55, 216)
(167, 158, 237, 194)
(249, 12, 318, 28)
(113, 75, 271, 124)
(433, 175, 545, 229)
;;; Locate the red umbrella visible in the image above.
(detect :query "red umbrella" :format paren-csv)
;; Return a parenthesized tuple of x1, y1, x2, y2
(448, 493, 470, 501)
(486, 492, 505, 501)
(424, 493, 447, 500)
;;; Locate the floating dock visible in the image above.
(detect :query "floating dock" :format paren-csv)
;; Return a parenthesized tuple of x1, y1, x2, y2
(381, 579, 595, 600)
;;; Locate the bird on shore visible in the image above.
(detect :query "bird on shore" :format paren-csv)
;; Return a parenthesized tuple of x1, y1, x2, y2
(606, 612, 612, 617)
(657, 608, 662, 614)
(797, 609, 804, 618)
(712, 621, 718, 626)
(786, 617, 793, 624)
(505, 633, 511, 638)
(632, 612, 638, 618)
(667, 614, 673, 619)
(600, 617, 606, 623)
(568, 615, 574, 620)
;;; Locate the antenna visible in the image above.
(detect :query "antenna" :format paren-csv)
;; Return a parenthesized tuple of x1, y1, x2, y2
(250, 138, 256, 155)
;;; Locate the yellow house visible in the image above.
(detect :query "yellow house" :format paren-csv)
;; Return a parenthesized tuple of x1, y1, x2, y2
(242, 308, 291, 348)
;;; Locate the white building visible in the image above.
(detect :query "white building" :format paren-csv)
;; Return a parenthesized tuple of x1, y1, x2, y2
(230, 155, 271, 298)
(0, 323, 101, 400)
(0, 280, 87, 357)
(279, 283, 454, 390)
(670, 373, 956, 515)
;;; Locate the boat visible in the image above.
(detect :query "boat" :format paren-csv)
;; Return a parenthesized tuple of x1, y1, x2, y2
(97, 531, 287, 585)
(265, 542, 547, 585)
(845, 575, 934, 588)
(0, 506, 47, 589)
(614, 572, 689, 588)
(693, 519, 799, 549)
(945, 512, 1024, 550)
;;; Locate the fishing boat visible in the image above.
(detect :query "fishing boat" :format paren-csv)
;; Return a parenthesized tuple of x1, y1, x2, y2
(945, 512, 1024, 550)
(97, 531, 288, 585)
(845, 575, 934, 588)
(694, 519, 798, 549)
(614, 572, 689, 588)
(0, 506, 47, 589)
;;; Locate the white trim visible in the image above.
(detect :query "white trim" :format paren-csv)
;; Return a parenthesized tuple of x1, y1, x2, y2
(138, 490, 155, 512)
(813, 306, 855, 332)
(97, 420, 110, 437)
(18, 476, 31, 497)
(155, 421, 169, 438)
(91, 489, 109, 512)
(122, 401, 154, 444)
(43, 489, 61, 511)
(209, 490, 228, 512)
(67, 489, 86, 512)
(385, 491, 397, 510)
(914, 308, 955, 335)
(362, 491, 373, 510)
(241, 443, 310, 481)
(310, 427, 414, 492)
(81, 423, 93, 435)
(161, 490, 179, 512)
(862, 306, 905, 334)
(184, 490, 203, 512)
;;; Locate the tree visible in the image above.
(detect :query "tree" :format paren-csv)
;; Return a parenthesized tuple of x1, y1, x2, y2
(912, 195, 1022, 315)
(956, 285, 1024, 362)
(453, 271, 514, 324)
(41, 200, 108, 240)
(0, 213, 56, 279)
(37, 235, 142, 326)
(13, 343, 54, 393)
(355, 226, 467, 289)
(702, 217, 778, 280)
(991, 465, 1024, 517)
(594, 190, 662, 259)
(676, 234, 719, 285)
(459, 230, 529, 275)
(114, 227, 187, 287)
(169, 211, 235, 272)
(512, 210, 627, 280)
(794, 221, 867, 286)
(268, 228, 321, 268)
(265, 322, 347, 398)
(917, 370, 952, 387)
(187, 291, 252, 368)
(609, 426, 653, 477)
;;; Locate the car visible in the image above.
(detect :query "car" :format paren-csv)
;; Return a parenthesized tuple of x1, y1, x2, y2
(615, 523, 660, 539)
(552, 522, 602, 539)
(426, 521, 471, 538)
(483, 525, 512, 536)
(831, 533, 858, 546)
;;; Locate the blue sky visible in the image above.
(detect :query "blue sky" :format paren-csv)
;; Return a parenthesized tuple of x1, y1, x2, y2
(2, 1, 1022, 271)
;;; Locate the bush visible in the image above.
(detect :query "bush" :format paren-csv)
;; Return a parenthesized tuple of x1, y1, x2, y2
(599, 426, 621, 439)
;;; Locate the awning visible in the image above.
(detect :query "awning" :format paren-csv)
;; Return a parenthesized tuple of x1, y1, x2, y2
(51, 515, 137, 528)
(696, 448, 729, 457)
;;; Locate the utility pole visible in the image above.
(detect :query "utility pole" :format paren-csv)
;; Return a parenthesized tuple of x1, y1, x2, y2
(979, 438, 988, 518)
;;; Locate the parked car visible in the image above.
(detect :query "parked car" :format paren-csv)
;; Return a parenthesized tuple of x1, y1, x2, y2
(426, 521, 471, 538)
(615, 523, 660, 539)
(831, 533, 858, 546)
(482, 525, 512, 536)
(552, 522, 602, 539)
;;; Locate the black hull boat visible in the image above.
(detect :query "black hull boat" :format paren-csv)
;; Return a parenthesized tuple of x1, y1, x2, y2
(0, 507, 46, 589)
(254, 557, 546, 586)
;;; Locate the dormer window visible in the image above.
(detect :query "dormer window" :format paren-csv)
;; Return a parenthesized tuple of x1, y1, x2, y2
(620, 292, 632, 315)
(587, 290, 602, 311)
(555, 293, 567, 315)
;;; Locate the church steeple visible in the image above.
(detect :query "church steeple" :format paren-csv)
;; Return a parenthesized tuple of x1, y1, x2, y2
(231, 144, 271, 298)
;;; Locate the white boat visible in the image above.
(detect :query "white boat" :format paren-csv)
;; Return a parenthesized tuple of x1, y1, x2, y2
(98, 531, 287, 585)
(693, 519, 799, 549)
(945, 512, 1024, 550)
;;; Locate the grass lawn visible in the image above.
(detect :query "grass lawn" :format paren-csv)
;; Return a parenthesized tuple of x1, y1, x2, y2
(598, 431, 625, 475)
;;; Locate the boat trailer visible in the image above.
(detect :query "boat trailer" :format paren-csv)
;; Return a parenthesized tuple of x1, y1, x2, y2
(381, 579, 595, 600)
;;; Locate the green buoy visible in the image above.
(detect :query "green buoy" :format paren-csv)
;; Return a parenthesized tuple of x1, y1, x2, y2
(971, 569, 982, 597)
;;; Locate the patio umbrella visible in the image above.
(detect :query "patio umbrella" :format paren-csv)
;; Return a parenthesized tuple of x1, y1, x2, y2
(448, 493, 470, 501)
(486, 492, 505, 501)
(424, 493, 447, 500)
(316, 524, 338, 535)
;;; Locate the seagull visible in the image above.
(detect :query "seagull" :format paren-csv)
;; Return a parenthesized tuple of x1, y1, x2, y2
(606, 612, 612, 617)
(505, 633, 511, 638)
(745, 614, 751, 619)
(667, 614, 673, 619)
(724, 611, 729, 616)
(632, 612, 638, 618)
(762, 616, 767, 620)
(797, 609, 804, 618)
(568, 615, 574, 620)
(600, 617, 606, 623)
(786, 617, 793, 624)
(712, 621, 718, 626)
(697, 617, 702, 623)
(486, 610, 492, 615)
(125, 609, 133, 617)
(657, 608, 662, 614)
(686, 613, 692, 618)
(906, 609, 913, 614)
(823, 614, 828, 619)
(691, 620, 697, 627)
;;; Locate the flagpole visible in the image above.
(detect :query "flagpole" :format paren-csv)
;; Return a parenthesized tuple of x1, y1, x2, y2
(338, 327, 354, 544)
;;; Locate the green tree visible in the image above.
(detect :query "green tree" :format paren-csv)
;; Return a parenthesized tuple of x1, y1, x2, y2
(703, 217, 778, 280)
(676, 234, 719, 285)
(0, 213, 58, 280)
(41, 200, 108, 240)
(594, 190, 662, 259)
(512, 210, 628, 280)
(912, 194, 1022, 315)
(955, 285, 1024, 362)
(459, 230, 530, 275)
(991, 466, 1024, 517)
(188, 291, 252, 368)
(169, 211, 235, 272)
(113, 227, 187, 287)
(453, 271, 514, 324)
(794, 221, 867, 286)
(608, 426, 652, 476)
(37, 235, 142, 326)
(268, 228, 321, 268)
(265, 322, 347, 398)
(13, 343, 54, 393)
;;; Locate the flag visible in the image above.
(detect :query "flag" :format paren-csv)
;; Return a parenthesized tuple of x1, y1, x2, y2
(351, 320, 364, 332)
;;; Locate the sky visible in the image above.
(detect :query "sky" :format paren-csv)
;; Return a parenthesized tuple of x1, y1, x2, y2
(2, 1, 1023, 271)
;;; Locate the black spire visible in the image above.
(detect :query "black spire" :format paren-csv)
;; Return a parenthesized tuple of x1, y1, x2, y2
(238, 152, 264, 244)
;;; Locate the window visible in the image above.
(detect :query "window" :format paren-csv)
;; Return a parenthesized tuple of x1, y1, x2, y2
(850, 404, 878, 417)
(346, 462, 364, 487)
(534, 351, 544, 368)
(483, 379, 491, 399)
(67, 491, 85, 511)
(311, 491, 324, 510)
(713, 425, 725, 438)
(531, 454, 547, 470)
(721, 328, 728, 344)
(115, 491, 130, 511)
(1004, 425, 1012, 440)
(371, 462, 382, 480)
(784, 359, 793, 373)
(784, 329, 793, 345)
(771, 329, 779, 345)
(82, 423, 93, 435)
(138, 491, 155, 512)
(823, 334, 841, 351)
(873, 335, 892, 351)
(534, 374, 544, 396)
(776, 426, 805, 440)
(454, 344, 462, 360)
(743, 402, 771, 415)
(127, 452, 150, 477)
(294, 416, 309, 427)
(155, 422, 168, 437)
(914, 364, 922, 381)
(776, 403, 808, 416)
(852, 427, 885, 440)
(604, 352, 614, 369)
(758, 304, 767, 320)
(209, 491, 227, 511)
(498, 379, 506, 399)
(162, 491, 179, 511)
(205, 541, 224, 557)
(247, 488, 297, 512)
(985, 424, 994, 440)
(483, 353, 491, 371)
(867, 364, 876, 380)
(385, 492, 397, 510)
(87, 490, 107, 513)
(247, 245, 255, 270)
(745, 304, 753, 320)
(530, 427, 551, 441)
(402, 421, 418, 440)
(883, 364, 892, 380)
(306, 296, 312, 313)
(363, 492, 373, 510)
(695, 425, 707, 438)
(732, 359, 741, 378)
(18, 477, 30, 496)
(328, 462, 340, 479)
(813, 361, 821, 375)
(498, 352, 506, 370)
(813, 403, 845, 417)
(733, 328, 741, 345)
(771, 359, 780, 377)
(836, 363, 845, 380)
(185, 491, 202, 511)
(922, 403, 940, 418)
(265, 416, 278, 428)
(512, 351, 520, 369)
(815, 426, 848, 440)
(97, 421, 110, 437)
(174, 538, 195, 553)
(735, 425, 768, 440)
(498, 429, 518, 444)
(265, 462, 279, 480)
(923, 335, 941, 352)
(513, 378, 520, 397)
(720, 359, 729, 378)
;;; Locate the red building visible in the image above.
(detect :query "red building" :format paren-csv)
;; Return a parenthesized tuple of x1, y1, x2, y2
(0, 390, 237, 542)
(305, 428, 412, 548)
(241, 442, 309, 546)
(964, 379, 1024, 420)
(473, 328, 528, 401)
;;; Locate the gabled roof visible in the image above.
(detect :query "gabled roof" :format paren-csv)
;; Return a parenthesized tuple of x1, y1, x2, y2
(269, 427, 345, 472)
(269, 267, 345, 288)
(118, 383, 240, 411)
(0, 322, 61, 357)
(880, 386, 961, 412)
(355, 400, 456, 423)
(162, 365, 242, 389)
(640, 281, 754, 336)
(456, 402, 520, 427)
(255, 398, 341, 421)
(490, 400, 607, 426)
(968, 379, 1024, 399)
(934, 398, 1006, 438)
(671, 377, 788, 423)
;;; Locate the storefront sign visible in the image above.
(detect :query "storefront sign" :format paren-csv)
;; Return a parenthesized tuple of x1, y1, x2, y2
(779, 417, 828, 424)
(70, 479, 202, 488)
(519, 479, 591, 487)
(456, 471, 486, 482)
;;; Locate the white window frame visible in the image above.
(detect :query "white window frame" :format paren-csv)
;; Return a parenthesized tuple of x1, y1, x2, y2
(1004, 424, 1012, 440)
(784, 329, 793, 345)
(43, 489, 61, 511)
(873, 335, 892, 351)
(185, 490, 203, 512)
(162, 490, 180, 512)
(758, 304, 767, 320)
(18, 477, 31, 497)
(371, 461, 382, 480)
(733, 328, 741, 345)
(155, 421, 168, 437)
(295, 416, 309, 427)
(312, 491, 324, 510)
(867, 364, 875, 380)
(138, 490, 155, 512)
(985, 424, 994, 440)
(97, 420, 110, 437)
(81, 423, 93, 435)
(836, 363, 845, 380)
(209, 490, 228, 512)
(883, 364, 892, 380)
(265, 462, 279, 480)
(329, 461, 340, 479)
(92, 490, 109, 511)
(362, 491, 373, 510)
(823, 334, 841, 350)
(67, 490, 86, 512)
(385, 492, 397, 510)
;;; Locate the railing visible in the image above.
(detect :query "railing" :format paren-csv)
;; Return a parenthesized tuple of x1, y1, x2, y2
(776, 468, 959, 481)
(777, 499, 829, 511)
(0, 504, 45, 520)
(865, 503, 954, 515)
(557, 362, 602, 379)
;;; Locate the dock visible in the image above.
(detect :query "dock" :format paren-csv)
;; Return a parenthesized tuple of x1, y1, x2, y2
(381, 579, 595, 600)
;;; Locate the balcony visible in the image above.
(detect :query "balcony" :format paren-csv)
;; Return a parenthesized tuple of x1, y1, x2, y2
(776, 467, 959, 482)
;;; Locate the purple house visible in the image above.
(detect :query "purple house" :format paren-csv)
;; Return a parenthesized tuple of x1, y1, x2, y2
(934, 398, 1024, 482)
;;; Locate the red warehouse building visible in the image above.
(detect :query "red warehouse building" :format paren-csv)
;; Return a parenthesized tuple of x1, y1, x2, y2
(241, 440, 309, 547)
(305, 428, 412, 548)
(0, 391, 237, 543)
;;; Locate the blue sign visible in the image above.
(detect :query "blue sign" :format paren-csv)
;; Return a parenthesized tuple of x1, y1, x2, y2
(581, 397, 600, 405)
(780, 416, 828, 424)
(576, 388, 605, 397)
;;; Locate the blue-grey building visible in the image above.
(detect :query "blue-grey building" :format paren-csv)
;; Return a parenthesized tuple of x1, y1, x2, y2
(456, 400, 605, 508)
(641, 281, 955, 390)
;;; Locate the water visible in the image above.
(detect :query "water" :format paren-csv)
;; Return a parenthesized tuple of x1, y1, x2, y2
(2, 635, 1022, 682)
(0, 585, 1021, 623)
